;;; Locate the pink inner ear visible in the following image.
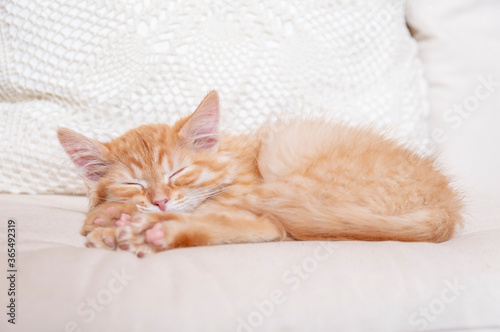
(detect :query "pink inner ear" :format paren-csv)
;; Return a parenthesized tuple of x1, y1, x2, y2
(67, 148, 106, 181)
(58, 128, 108, 182)
(192, 110, 218, 149)
(181, 91, 220, 150)
(194, 136, 218, 149)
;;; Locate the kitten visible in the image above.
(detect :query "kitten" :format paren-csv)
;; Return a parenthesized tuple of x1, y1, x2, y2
(57, 91, 462, 256)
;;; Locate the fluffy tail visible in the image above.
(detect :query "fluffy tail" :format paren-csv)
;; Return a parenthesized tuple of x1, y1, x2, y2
(247, 187, 459, 243)
(252, 120, 462, 243)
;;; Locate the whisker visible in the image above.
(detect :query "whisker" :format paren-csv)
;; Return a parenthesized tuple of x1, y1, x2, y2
(178, 187, 227, 201)
(173, 187, 228, 211)
(206, 189, 226, 199)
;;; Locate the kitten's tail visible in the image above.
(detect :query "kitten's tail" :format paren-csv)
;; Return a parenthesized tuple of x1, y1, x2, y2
(248, 189, 460, 243)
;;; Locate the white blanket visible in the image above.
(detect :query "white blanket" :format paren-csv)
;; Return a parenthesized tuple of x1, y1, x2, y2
(1, 194, 499, 331)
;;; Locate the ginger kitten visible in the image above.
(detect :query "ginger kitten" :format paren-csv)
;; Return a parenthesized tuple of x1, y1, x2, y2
(57, 91, 462, 256)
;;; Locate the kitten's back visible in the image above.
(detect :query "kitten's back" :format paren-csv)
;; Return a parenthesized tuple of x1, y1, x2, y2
(253, 120, 462, 242)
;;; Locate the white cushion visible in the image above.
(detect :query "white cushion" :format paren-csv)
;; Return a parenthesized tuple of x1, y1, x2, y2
(406, 0, 500, 233)
(0, 0, 430, 194)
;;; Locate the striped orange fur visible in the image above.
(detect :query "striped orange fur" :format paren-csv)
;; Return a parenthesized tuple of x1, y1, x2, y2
(57, 91, 462, 255)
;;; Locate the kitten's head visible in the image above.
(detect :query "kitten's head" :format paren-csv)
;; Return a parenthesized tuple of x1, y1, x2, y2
(58, 91, 234, 212)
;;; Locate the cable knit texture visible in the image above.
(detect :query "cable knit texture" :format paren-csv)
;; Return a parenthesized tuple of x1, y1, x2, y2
(0, 0, 430, 194)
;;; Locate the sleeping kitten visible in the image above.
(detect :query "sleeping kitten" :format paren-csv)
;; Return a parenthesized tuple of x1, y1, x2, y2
(57, 91, 462, 256)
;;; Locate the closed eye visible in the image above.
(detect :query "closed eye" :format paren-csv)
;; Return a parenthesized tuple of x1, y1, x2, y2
(123, 182, 145, 189)
(169, 167, 186, 180)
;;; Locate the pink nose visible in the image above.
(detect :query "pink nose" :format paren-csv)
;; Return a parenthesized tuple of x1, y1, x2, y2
(154, 199, 168, 212)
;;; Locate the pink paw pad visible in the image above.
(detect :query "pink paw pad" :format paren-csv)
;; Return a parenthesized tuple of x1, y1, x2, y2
(105, 206, 117, 213)
(118, 229, 128, 240)
(103, 238, 115, 248)
(93, 217, 106, 225)
(114, 213, 131, 227)
(145, 223, 165, 247)
(132, 215, 145, 224)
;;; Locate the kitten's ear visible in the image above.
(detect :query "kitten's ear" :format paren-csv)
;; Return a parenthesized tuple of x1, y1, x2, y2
(57, 128, 109, 182)
(179, 91, 219, 150)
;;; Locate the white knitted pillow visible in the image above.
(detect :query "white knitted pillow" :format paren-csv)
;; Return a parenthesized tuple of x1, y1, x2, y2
(0, 0, 430, 194)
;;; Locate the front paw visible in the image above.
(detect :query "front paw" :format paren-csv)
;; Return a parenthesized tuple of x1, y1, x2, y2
(82, 202, 138, 236)
(116, 213, 184, 257)
(83, 202, 139, 250)
(86, 227, 119, 250)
